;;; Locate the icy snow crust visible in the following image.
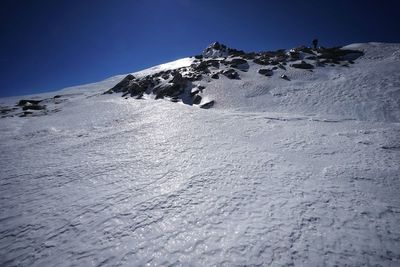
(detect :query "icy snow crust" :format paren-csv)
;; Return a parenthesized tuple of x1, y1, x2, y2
(0, 43, 400, 266)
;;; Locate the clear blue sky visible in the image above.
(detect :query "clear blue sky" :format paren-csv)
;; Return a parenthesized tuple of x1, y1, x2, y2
(1, 0, 399, 97)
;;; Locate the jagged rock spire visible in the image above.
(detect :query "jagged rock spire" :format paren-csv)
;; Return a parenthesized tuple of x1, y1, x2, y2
(202, 41, 229, 58)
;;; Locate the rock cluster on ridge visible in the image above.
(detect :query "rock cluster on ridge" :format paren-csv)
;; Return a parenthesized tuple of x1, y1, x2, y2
(103, 42, 364, 109)
(1, 41, 365, 118)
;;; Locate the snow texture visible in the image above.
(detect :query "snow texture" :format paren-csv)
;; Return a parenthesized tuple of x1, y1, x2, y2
(0, 43, 400, 266)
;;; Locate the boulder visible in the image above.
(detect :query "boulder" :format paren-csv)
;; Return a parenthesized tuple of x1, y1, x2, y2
(190, 88, 200, 96)
(228, 58, 247, 65)
(171, 72, 187, 86)
(222, 69, 240, 79)
(193, 95, 202, 105)
(200, 100, 215, 109)
(291, 61, 314, 69)
(211, 73, 219, 79)
(258, 69, 273, 76)
(228, 58, 249, 71)
(280, 74, 290, 81)
(253, 58, 269, 65)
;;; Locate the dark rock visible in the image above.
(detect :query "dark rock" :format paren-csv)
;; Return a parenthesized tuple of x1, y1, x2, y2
(228, 58, 247, 65)
(260, 49, 286, 58)
(228, 58, 249, 71)
(200, 100, 215, 109)
(1, 108, 10, 114)
(243, 52, 257, 60)
(258, 69, 273, 76)
(291, 61, 314, 69)
(127, 82, 147, 97)
(171, 72, 187, 86)
(161, 73, 170, 80)
(278, 64, 286, 70)
(202, 42, 229, 58)
(185, 72, 203, 81)
(210, 42, 224, 50)
(206, 60, 220, 68)
(192, 61, 210, 73)
(211, 73, 219, 79)
(289, 51, 301, 61)
(194, 55, 203, 59)
(228, 48, 246, 57)
(105, 74, 135, 93)
(298, 45, 315, 54)
(272, 66, 278, 70)
(318, 47, 364, 61)
(193, 95, 202, 105)
(135, 92, 144, 99)
(17, 99, 42, 106)
(305, 56, 317, 60)
(190, 89, 200, 96)
(22, 104, 45, 111)
(53, 95, 62, 99)
(222, 69, 240, 79)
(253, 58, 270, 65)
(19, 111, 33, 117)
(155, 83, 183, 99)
(280, 74, 290, 81)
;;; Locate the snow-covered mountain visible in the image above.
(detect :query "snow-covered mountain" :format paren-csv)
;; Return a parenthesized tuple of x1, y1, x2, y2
(0, 42, 399, 266)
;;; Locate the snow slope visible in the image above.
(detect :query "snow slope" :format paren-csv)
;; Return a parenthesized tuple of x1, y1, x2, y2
(0, 43, 400, 266)
(198, 42, 400, 122)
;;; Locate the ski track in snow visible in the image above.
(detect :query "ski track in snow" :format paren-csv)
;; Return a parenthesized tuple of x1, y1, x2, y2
(0, 96, 399, 266)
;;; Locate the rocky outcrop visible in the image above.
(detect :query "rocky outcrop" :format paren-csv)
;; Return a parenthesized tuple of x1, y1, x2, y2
(102, 42, 364, 111)
(0, 41, 366, 118)
(202, 42, 229, 58)
(105, 74, 135, 94)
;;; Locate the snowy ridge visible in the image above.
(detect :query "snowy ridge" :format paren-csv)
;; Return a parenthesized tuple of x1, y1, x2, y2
(0, 42, 400, 266)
